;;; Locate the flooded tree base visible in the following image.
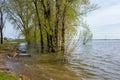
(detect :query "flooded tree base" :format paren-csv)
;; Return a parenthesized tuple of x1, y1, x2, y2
(0, 42, 81, 80)
(7, 53, 81, 80)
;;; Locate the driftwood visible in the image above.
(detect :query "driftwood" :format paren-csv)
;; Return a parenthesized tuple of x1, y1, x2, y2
(7, 52, 31, 58)
(14, 52, 31, 58)
(17, 54, 31, 57)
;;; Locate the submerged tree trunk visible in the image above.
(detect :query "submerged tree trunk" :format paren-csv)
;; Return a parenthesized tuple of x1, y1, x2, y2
(34, 0, 44, 53)
(50, 34, 55, 52)
(54, 0, 60, 51)
(61, 5, 67, 53)
(47, 33, 50, 52)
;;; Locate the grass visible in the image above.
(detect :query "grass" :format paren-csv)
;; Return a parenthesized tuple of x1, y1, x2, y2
(0, 39, 25, 50)
(4, 39, 25, 43)
(0, 40, 23, 51)
(0, 44, 7, 50)
(0, 72, 19, 80)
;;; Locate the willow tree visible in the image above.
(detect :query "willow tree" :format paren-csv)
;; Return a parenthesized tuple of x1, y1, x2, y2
(80, 22, 93, 45)
(56, 0, 96, 52)
(6, 0, 96, 53)
(33, 0, 44, 53)
(7, 0, 35, 44)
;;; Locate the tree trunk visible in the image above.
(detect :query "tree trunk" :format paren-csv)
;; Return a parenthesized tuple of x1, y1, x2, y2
(34, 0, 44, 53)
(54, 0, 60, 51)
(0, 30, 3, 44)
(50, 34, 55, 52)
(0, 10, 3, 44)
(47, 33, 50, 52)
(61, 6, 67, 53)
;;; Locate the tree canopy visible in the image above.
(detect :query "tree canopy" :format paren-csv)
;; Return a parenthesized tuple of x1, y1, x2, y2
(1, 0, 96, 53)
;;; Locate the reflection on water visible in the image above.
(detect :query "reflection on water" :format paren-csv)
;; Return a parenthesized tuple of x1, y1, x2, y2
(7, 40, 120, 80)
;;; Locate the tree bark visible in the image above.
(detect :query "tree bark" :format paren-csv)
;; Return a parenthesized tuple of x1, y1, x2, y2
(34, 0, 44, 53)
(54, 0, 60, 51)
(0, 29, 3, 44)
(47, 33, 50, 52)
(0, 10, 3, 44)
(61, 5, 67, 53)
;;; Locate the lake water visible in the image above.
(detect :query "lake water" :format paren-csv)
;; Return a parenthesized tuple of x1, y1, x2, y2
(69, 39, 120, 80)
(7, 39, 120, 80)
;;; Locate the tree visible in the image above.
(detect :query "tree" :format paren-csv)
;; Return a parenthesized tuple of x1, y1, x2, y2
(0, 0, 6, 44)
(81, 22, 93, 45)
(7, 0, 35, 44)
(6, 0, 96, 53)
(33, 0, 44, 53)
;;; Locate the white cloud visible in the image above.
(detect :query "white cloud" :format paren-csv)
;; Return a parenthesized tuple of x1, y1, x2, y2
(87, 3, 120, 27)
(86, 0, 120, 39)
(90, 0, 120, 9)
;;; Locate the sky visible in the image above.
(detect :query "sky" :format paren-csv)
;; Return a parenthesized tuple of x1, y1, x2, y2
(3, 0, 120, 39)
(86, 0, 120, 39)
(3, 21, 19, 39)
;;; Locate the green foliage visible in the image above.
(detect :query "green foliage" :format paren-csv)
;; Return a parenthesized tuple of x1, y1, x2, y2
(0, 72, 19, 80)
(6, 0, 96, 53)
(80, 22, 93, 45)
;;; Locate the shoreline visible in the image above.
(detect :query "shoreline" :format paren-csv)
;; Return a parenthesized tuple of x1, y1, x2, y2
(0, 42, 18, 78)
(0, 42, 30, 80)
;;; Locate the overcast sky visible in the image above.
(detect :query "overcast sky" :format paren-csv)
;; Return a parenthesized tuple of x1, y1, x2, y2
(3, 21, 19, 39)
(86, 0, 120, 39)
(3, 0, 120, 39)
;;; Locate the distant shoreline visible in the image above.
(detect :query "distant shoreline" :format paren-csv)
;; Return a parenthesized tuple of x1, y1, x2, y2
(92, 39, 120, 40)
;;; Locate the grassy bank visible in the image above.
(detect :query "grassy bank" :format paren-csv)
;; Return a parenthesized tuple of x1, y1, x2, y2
(4, 39, 25, 43)
(0, 72, 19, 80)
(0, 44, 7, 50)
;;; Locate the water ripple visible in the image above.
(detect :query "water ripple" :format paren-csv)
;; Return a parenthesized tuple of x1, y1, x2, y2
(69, 40, 120, 80)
